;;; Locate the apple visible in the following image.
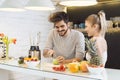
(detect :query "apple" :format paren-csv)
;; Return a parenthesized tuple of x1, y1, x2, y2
(52, 59, 59, 65)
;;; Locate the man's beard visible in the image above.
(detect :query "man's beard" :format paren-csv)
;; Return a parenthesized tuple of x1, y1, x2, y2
(58, 28, 68, 36)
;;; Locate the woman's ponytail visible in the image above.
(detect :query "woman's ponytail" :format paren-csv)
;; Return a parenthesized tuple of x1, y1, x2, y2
(98, 10, 107, 38)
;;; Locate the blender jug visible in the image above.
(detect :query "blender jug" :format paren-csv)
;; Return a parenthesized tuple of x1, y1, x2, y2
(29, 46, 41, 60)
(29, 32, 41, 60)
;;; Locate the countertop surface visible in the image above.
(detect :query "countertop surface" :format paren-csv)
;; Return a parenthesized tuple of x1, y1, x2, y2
(0, 59, 120, 80)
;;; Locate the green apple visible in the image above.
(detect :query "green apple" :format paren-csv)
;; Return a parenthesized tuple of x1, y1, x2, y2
(52, 59, 59, 65)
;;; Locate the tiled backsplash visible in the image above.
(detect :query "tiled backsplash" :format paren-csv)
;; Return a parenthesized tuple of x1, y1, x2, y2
(0, 10, 53, 59)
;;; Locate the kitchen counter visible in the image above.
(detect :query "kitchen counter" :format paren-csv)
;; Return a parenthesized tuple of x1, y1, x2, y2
(0, 59, 120, 80)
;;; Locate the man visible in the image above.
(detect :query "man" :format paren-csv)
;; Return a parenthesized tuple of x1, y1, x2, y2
(43, 11, 85, 64)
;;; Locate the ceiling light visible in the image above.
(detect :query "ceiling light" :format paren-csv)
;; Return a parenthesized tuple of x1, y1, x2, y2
(0, 0, 28, 12)
(25, 0, 55, 11)
(59, 0, 98, 6)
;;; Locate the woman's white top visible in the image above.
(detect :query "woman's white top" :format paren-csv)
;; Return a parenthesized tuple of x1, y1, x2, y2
(86, 36, 107, 66)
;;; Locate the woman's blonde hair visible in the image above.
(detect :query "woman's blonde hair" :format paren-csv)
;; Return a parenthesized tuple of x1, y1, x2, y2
(98, 10, 107, 37)
(86, 10, 107, 37)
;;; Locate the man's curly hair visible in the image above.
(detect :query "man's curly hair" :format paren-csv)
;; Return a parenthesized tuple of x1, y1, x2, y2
(49, 11, 69, 24)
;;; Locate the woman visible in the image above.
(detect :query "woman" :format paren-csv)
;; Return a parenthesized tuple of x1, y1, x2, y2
(85, 10, 107, 67)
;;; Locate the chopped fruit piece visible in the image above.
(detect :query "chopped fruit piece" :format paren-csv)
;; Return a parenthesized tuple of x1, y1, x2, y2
(24, 57, 39, 62)
(56, 67, 60, 71)
(80, 61, 88, 72)
(59, 64, 64, 70)
(52, 64, 66, 72)
(31, 58, 34, 61)
(53, 59, 59, 65)
(53, 67, 56, 70)
(68, 62, 80, 73)
(24, 57, 31, 61)
(61, 68, 65, 71)
(34, 58, 38, 61)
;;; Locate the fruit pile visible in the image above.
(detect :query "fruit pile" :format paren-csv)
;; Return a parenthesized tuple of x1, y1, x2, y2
(24, 57, 38, 62)
(18, 57, 38, 64)
(52, 61, 89, 73)
(52, 64, 66, 71)
(52, 60, 104, 74)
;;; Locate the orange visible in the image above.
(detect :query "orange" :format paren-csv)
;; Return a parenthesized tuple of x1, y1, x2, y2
(68, 63, 79, 73)
(80, 61, 88, 72)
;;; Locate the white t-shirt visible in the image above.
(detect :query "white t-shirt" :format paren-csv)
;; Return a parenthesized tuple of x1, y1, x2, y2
(44, 29, 85, 60)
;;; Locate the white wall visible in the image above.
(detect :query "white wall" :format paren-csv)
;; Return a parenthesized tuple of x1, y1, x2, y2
(0, 10, 53, 58)
(0, 10, 55, 80)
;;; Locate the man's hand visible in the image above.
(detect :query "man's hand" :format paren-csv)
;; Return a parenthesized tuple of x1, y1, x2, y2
(56, 56, 65, 64)
(47, 49, 55, 57)
(43, 49, 55, 57)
